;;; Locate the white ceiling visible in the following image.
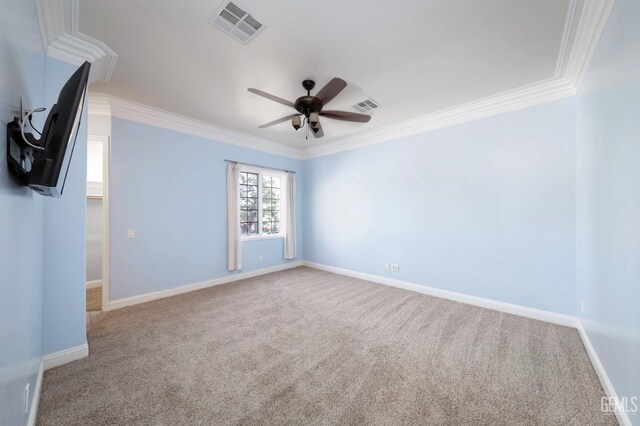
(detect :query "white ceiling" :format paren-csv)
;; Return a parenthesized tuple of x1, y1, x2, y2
(80, 0, 570, 148)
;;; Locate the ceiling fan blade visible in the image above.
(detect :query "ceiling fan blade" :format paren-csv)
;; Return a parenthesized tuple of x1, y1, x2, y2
(258, 114, 299, 129)
(247, 88, 295, 108)
(320, 110, 371, 123)
(315, 78, 347, 106)
(311, 121, 324, 138)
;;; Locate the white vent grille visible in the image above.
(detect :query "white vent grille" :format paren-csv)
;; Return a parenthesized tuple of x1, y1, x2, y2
(209, 1, 266, 45)
(353, 98, 381, 113)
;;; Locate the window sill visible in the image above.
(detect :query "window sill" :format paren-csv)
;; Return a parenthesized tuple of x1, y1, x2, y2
(242, 233, 284, 242)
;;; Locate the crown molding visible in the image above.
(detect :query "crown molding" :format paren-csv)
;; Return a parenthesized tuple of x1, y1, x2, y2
(554, 0, 581, 79)
(88, 94, 111, 117)
(36, 0, 117, 82)
(304, 77, 576, 158)
(91, 94, 305, 160)
(559, 0, 616, 89)
(83, 0, 614, 160)
(302, 0, 616, 159)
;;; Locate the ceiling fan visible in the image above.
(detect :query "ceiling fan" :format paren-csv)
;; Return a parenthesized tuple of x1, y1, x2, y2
(247, 78, 371, 139)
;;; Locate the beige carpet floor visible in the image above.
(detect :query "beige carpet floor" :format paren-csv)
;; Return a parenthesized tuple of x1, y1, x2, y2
(86, 286, 102, 312)
(38, 267, 615, 425)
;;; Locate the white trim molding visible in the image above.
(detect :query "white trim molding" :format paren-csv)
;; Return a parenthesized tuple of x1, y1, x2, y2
(301, 260, 629, 424)
(91, 93, 306, 160)
(302, 261, 579, 328)
(77, 0, 613, 159)
(303, 77, 576, 158)
(577, 323, 633, 426)
(86, 279, 102, 289)
(27, 361, 44, 426)
(303, 0, 616, 158)
(106, 261, 303, 311)
(99, 134, 112, 319)
(42, 343, 89, 371)
(557, 0, 617, 90)
(36, 0, 117, 82)
(88, 95, 112, 117)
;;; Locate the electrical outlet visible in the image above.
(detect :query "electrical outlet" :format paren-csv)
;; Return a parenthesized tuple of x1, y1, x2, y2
(259, 255, 264, 262)
(384, 263, 390, 271)
(390, 264, 399, 272)
(580, 299, 585, 314)
(127, 229, 136, 238)
(24, 383, 30, 414)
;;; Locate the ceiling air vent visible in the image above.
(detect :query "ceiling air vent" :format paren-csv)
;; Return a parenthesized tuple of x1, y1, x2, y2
(209, 1, 266, 45)
(353, 98, 381, 113)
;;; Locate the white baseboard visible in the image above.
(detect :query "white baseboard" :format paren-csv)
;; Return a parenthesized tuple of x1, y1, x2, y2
(577, 322, 632, 426)
(27, 361, 43, 426)
(86, 279, 102, 289)
(43, 343, 89, 371)
(30, 345, 88, 422)
(106, 261, 304, 311)
(37, 262, 628, 425)
(302, 262, 634, 423)
(302, 261, 579, 328)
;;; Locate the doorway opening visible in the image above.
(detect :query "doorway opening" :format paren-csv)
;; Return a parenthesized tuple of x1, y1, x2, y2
(86, 134, 109, 331)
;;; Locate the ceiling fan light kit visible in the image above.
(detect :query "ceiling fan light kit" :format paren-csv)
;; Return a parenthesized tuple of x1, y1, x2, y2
(292, 115, 301, 130)
(248, 78, 372, 140)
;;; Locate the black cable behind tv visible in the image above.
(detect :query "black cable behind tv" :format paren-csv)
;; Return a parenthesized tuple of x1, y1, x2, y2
(6, 61, 91, 197)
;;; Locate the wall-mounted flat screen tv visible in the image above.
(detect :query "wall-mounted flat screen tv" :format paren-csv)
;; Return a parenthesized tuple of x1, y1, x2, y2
(6, 61, 91, 197)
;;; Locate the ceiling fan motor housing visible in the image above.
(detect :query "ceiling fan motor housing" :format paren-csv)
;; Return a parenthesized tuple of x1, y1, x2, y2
(295, 80, 322, 117)
(294, 96, 323, 116)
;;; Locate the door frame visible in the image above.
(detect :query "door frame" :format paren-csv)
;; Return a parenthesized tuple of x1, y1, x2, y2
(87, 134, 110, 311)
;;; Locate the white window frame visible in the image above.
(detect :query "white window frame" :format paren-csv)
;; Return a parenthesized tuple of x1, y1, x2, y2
(239, 165, 285, 241)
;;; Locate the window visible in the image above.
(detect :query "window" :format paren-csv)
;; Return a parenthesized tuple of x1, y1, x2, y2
(239, 168, 283, 239)
(239, 171, 259, 235)
(261, 175, 280, 234)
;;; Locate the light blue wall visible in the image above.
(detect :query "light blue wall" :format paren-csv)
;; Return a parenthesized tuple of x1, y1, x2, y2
(41, 58, 88, 355)
(304, 98, 577, 315)
(0, 0, 634, 421)
(576, 0, 640, 422)
(109, 118, 303, 300)
(1, 3, 89, 421)
(0, 0, 45, 423)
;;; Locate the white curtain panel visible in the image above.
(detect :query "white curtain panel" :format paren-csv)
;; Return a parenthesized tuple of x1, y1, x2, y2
(284, 172, 296, 259)
(227, 162, 242, 271)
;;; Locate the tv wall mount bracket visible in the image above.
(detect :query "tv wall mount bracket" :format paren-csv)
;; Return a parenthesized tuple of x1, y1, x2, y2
(6, 97, 48, 181)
